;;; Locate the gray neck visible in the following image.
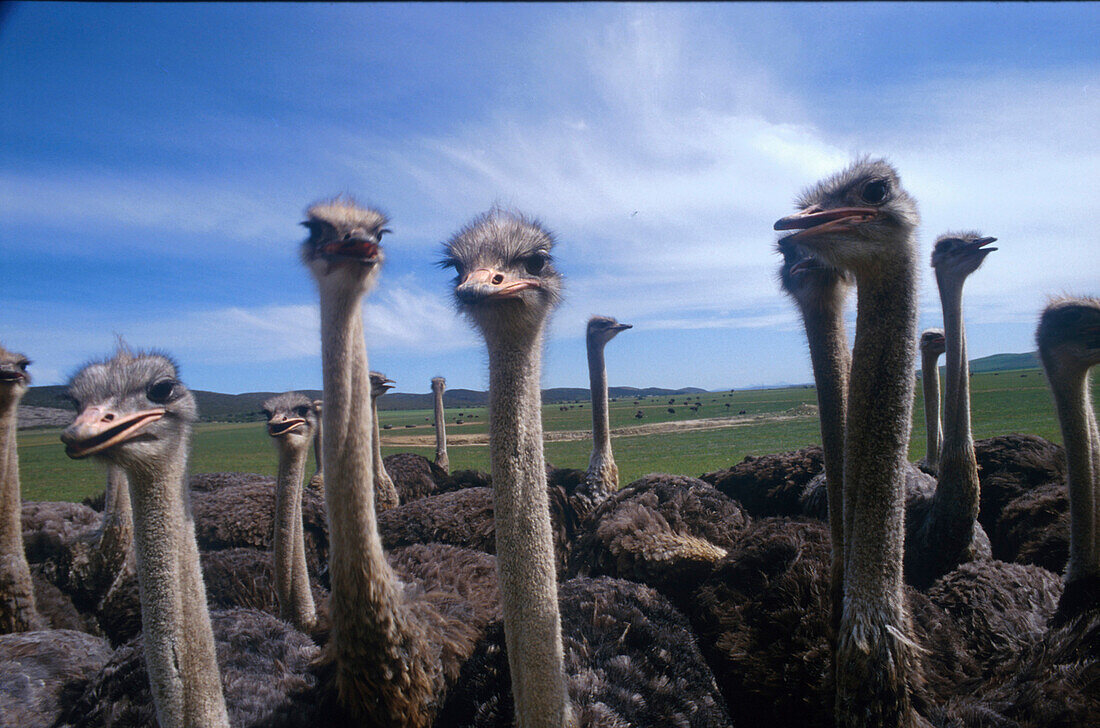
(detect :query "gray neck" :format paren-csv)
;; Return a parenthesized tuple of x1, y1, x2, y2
(925, 278, 980, 566)
(0, 393, 43, 632)
(319, 284, 425, 721)
(312, 417, 323, 481)
(836, 255, 920, 728)
(920, 350, 942, 472)
(585, 337, 617, 495)
(1045, 359, 1098, 582)
(95, 465, 134, 587)
(273, 439, 316, 630)
(797, 290, 849, 635)
(433, 385, 449, 472)
(370, 397, 399, 511)
(126, 435, 229, 728)
(487, 327, 572, 728)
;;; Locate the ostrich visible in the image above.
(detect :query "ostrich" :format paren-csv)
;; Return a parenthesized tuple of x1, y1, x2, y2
(0, 344, 43, 633)
(775, 237, 852, 632)
(309, 399, 324, 491)
(432, 376, 450, 472)
(1037, 295, 1100, 621)
(917, 328, 946, 475)
(437, 208, 732, 727)
(288, 197, 500, 726)
(570, 315, 631, 520)
(368, 371, 400, 510)
(904, 232, 997, 589)
(60, 348, 232, 727)
(774, 158, 923, 726)
(261, 392, 320, 630)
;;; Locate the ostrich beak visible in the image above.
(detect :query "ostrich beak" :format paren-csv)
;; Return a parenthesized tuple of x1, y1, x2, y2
(315, 229, 383, 264)
(968, 236, 998, 253)
(268, 418, 307, 437)
(456, 267, 541, 302)
(774, 206, 878, 240)
(62, 406, 166, 458)
(612, 323, 633, 331)
(0, 367, 28, 384)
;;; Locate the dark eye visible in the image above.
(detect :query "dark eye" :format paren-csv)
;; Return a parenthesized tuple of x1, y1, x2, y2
(295, 406, 311, 417)
(261, 409, 272, 420)
(378, 228, 392, 241)
(861, 179, 889, 204)
(524, 254, 547, 275)
(18, 359, 30, 371)
(147, 379, 177, 404)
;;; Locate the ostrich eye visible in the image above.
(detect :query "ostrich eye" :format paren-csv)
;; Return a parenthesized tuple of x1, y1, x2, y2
(378, 228, 392, 241)
(147, 379, 177, 404)
(524, 254, 547, 275)
(861, 179, 889, 204)
(295, 406, 311, 417)
(261, 409, 272, 420)
(18, 359, 29, 371)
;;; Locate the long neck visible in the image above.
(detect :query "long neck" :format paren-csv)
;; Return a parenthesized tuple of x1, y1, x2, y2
(1046, 360, 1097, 582)
(126, 435, 229, 728)
(925, 276, 980, 565)
(312, 415, 323, 481)
(96, 464, 134, 585)
(585, 337, 617, 495)
(433, 385, 449, 472)
(488, 327, 572, 728)
(798, 288, 849, 635)
(0, 393, 42, 633)
(273, 440, 316, 630)
(319, 284, 431, 723)
(836, 255, 920, 728)
(370, 397, 398, 510)
(920, 350, 942, 471)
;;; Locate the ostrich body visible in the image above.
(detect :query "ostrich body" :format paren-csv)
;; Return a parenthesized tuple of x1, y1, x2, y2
(918, 328, 946, 476)
(1037, 296, 1100, 620)
(61, 349, 230, 728)
(775, 158, 923, 727)
(261, 392, 319, 630)
(776, 238, 851, 632)
(572, 315, 631, 520)
(0, 344, 42, 633)
(432, 376, 450, 472)
(369, 372, 400, 511)
(300, 197, 496, 726)
(442, 209, 731, 728)
(905, 233, 997, 589)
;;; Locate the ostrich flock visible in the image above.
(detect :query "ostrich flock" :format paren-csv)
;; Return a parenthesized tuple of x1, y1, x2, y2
(0, 158, 1097, 728)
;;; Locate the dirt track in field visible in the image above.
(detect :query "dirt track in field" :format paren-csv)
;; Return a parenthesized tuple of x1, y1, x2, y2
(382, 404, 819, 448)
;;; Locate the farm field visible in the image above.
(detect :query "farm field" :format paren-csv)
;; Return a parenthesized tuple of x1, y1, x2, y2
(16, 367, 1099, 504)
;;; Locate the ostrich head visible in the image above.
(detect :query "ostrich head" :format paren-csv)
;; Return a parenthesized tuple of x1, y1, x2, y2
(431, 376, 445, 393)
(1037, 296, 1100, 373)
(441, 208, 564, 341)
(587, 316, 632, 347)
(301, 196, 391, 294)
(370, 371, 395, 400)
(0, 344, 31, 405)
(261, 391, 317, 450)
(932, 231, 997, 285)
(61, 348, 197, 470)
(775, 236, 853, 309)
(773, 158, 919, 273)
(920, 328, 946, 357)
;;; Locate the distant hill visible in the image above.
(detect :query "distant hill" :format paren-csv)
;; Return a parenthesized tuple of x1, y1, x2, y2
(968, 352, 1040, 373)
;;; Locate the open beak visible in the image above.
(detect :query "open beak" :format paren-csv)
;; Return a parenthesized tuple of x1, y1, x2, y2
(455, 267, 541, 303)
(774, 206, 878, 241)
(0, 369, 27, 384)
(268, 418, 307, 437)
(317, 230, 383, 263)
(62, 406, 166, 459)
(968, 236, 998, 253)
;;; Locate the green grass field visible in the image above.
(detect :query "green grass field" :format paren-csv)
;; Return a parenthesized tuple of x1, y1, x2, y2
(16, 367, 1098, 503)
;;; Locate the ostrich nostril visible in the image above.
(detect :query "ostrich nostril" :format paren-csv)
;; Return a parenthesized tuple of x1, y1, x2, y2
(492, 274, 504, 285)
(102, 413, 115, 423)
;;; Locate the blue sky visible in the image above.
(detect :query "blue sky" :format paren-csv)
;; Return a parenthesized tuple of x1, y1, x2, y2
(2, 3, 1097, 395)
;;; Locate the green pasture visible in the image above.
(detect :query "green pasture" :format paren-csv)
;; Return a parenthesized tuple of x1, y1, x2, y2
(16, 367, 1098, 503)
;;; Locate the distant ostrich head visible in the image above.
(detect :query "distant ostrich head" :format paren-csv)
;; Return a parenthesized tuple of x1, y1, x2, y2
(431, 376, 445, 393)
(370, 371, 395, 400)
(932, 231, 997, 284)
(0, 344, 31, 403)
(441, 208, 564, 340)
(587, 315, 632, 347)
(261, 391, 317, 449)
(775, 236, 853, 308)
(301, 196, 391, 293)
(920, 328, 946, 357)
(61, 348, 197, 470)
(1037, 296, 1100, 372)
(774, 158, 919, 273)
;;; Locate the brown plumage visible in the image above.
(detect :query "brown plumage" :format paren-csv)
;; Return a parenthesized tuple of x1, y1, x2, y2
(701, 445, 824, 517)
